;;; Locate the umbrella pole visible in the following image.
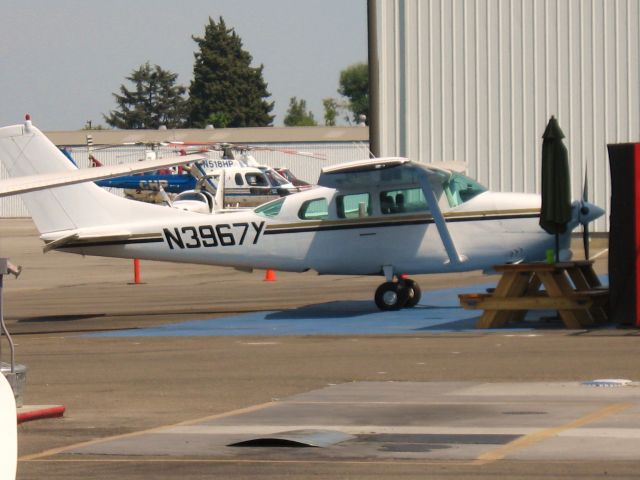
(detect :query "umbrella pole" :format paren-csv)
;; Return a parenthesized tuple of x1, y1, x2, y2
(555, 233, 560, 263)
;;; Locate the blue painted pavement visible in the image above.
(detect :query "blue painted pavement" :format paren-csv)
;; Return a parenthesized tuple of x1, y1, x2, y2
(90, 283, 530, 338)
(91, 276, 608, 337)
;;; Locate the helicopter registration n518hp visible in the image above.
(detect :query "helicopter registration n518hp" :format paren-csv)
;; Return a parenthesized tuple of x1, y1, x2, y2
(0, 119, 604, 310)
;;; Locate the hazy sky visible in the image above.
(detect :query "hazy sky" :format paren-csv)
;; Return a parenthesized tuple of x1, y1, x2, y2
(0, 0, 367, 131)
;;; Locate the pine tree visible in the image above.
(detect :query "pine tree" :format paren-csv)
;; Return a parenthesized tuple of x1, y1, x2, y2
(104, 62, 187, 129)
(284, 97, 317, 126)
(188, 17, 274, 128)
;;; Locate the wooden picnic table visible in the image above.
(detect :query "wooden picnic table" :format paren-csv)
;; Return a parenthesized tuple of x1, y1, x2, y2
(459, 261, 608, 329)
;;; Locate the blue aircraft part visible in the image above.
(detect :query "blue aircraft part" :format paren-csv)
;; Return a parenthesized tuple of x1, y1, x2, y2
(59, 148, 77, 167)
(96, 174, 196, 193)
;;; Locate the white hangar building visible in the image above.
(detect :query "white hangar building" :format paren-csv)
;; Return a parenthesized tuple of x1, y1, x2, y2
(370, 0, 640, 231)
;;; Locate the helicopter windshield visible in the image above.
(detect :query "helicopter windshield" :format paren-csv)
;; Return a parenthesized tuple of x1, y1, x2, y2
(443, 173, 487, 207)
(264, 170, 289, 187)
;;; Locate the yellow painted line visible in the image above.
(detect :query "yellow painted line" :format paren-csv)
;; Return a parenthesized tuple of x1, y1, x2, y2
(473, 402, 633, 465)
(19, 401, 276, 462)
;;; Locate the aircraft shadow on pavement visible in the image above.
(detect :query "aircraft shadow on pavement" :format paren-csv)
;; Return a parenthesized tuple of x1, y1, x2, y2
(88, 283, 572, 337)
(18, 314, 106, 323)
(264, 301, 379, 320)
(263, 284, 499, 322)
(263, 300, 488, 333)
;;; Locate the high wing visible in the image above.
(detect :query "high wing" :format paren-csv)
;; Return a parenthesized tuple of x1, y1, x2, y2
(0, 153, 205, 198)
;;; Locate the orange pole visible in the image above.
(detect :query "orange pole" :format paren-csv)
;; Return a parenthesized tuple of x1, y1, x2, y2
(133, 258, 141, 284)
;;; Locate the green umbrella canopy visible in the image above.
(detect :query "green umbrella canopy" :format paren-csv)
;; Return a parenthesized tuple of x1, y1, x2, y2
(539, 116, 572, 235)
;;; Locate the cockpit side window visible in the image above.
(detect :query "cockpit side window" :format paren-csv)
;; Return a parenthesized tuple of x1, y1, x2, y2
(298, 198, 329, 220)
(234, 173, 243, 186)
(337, 193, 371, 219)
(379, 188, 428, 214)
(255, 197, 285, 217)
(443, 173, 487, 207)
(245, 173, 269, 187)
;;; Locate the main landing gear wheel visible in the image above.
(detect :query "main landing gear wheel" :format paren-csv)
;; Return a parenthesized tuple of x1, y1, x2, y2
(403, 279, 422, 308)
(374, 278, 422, 310)
(374, 282, 409, 310)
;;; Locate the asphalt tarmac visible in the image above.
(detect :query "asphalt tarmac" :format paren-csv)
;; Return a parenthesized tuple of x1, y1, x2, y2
(2, 218, 639, 480)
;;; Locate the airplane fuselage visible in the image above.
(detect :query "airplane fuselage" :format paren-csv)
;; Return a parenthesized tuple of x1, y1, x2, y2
(50, 188, 557, 276)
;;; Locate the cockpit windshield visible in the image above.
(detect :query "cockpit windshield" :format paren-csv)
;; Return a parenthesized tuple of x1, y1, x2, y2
(255, 197, 285, 217)
(443, 173, 487, 207)
(264, 170, 289, 187)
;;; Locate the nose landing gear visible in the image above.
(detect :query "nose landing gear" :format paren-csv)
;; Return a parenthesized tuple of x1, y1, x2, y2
(374, 277, 422, 310)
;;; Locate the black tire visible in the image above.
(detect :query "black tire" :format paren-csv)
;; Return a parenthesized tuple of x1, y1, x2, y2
(403, 279, 422, 308)
(374, 282, 409, 310)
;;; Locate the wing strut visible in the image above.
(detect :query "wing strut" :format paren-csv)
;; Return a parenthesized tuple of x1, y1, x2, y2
(417, 170, 466, 266)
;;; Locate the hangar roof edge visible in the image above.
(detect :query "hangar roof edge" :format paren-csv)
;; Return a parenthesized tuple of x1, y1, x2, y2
(45, 126, 369, 146)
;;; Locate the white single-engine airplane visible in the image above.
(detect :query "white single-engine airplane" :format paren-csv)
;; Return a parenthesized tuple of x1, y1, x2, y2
(0, 118, 604, 310)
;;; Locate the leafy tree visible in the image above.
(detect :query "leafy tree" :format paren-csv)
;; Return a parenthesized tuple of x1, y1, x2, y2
(188, 17, 274, 128)
(338, 62, 369, 124)
(104, 62, 187, 129)
(284, 97, 317, 126)
(322, 98, 338, 126)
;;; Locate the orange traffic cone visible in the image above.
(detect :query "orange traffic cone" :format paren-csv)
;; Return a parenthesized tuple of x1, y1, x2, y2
(264, 269, 276, 282)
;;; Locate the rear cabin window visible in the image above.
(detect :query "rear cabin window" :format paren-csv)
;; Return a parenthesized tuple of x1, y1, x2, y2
(255, 198, 284, 217)
(380, 188, 429, 214)
(337, 193, 371, 219)
(234, 173, 243, 186)
(298, 198, 329, 220)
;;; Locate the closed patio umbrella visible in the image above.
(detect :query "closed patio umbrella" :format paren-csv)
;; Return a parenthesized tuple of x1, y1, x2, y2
(539, 116, 572, 262)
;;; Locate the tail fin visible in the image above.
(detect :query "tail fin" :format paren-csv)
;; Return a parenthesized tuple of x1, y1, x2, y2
(0, 120, 179, 235)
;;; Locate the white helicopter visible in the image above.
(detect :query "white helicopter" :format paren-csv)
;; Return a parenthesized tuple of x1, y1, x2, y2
(0, 118, 604, 310)
(92, 143, 302, 209)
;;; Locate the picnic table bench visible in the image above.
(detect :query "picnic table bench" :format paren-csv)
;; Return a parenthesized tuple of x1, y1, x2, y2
(459, 261, 608, 329)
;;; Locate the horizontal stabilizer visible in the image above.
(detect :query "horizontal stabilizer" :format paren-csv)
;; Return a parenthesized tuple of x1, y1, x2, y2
(42, 230, 134, 252)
